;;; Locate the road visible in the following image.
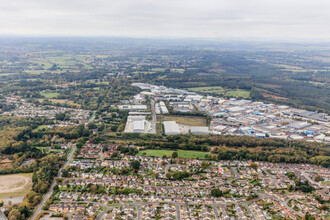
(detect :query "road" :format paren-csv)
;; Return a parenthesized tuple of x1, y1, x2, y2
(150, 99, 156, 134)
(254, 191, 297, 216)
(86, 111, 96, 127)
(262, 168, 280, 185)
(58, 192, 285, 220)
(231, 167, 240, 180)
(31, 145, 76, 220)
(137, 205, 142, 220)
(300, 169, 321, 188)
(175, 204, 181, 220)
(213, 205, 220, 220)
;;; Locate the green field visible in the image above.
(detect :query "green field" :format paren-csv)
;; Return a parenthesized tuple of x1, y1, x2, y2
(321, 181, 330, 185)
(186, 86, 250, 98)
(40, 92, 60, 98)
(37, 98, 81, 108)
(171, 68, 185, 73)
(151, 68, 166, 72)
(225, 90, 250, 98)
(159, 115, 206, 126)
(138, 149, 210, 159)
(33, 125, 48, 132)
(187, 86, 225, 94)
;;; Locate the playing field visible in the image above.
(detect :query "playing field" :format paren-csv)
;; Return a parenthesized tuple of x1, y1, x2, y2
(0, 173, 33, 198)
(40, 92, 60, 98)
(138, 149, 210, 159)
(160, 115, 206, 126)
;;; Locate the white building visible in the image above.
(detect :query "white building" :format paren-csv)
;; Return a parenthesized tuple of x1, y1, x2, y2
(163, 121, 180, 135)
(133, 120, 145, 133)
(190, 126, 210, 135)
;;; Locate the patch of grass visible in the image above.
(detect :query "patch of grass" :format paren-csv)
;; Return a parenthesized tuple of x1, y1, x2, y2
(321, 181, 330, 185)
(160, 115, 206, 126)
(187, 86, 225, 95)
(171, 68, 185, 73)
(151, 68, 166, 72)
(138, 149, 210, 159)
(186, 86, 250, 98)
(40, 92, 60, 99)
(0, 73, 18, 76)
(37, 98, 81, 108)
(33, 125, 49, 132)
(225, 90, 250, 99)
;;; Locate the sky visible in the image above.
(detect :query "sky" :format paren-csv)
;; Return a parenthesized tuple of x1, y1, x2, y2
(1, 0, 330, 41)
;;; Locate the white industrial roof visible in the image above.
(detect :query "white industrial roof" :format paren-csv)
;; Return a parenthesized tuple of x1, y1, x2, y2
(163, 121, 180, 135)
(133, 120, 145, 131)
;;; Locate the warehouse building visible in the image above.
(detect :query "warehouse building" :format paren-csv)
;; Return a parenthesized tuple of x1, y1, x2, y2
(190, 126, 210, 135)
(163, 121, 180, 135)
(133, 120, 145, 133)
(125, 115, 147, 133)
(156, 101, 169, 114)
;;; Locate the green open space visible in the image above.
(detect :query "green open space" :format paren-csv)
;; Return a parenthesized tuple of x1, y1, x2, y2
(138, 149, 210, 159)
(159, 115, 207, 126)
(40, 92, 60, 99)
(33, 125, 49, 132)
(186, 86, 250, 98)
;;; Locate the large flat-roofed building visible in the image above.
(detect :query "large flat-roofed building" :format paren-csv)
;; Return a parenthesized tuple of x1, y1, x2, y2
(133, 120, 145, 133)
(156, 101, 169, 114)
(125, 115, 147, 133)
(118, 105, 148, 111)
(163, 121, 180, 135)
(131, 105, 148, 111)
(288, 122, 312, 129)
(190, 126, 210, 135)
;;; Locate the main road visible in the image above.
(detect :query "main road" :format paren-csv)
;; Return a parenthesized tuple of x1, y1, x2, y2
(150, 99, 157, 134)
(31, 145, 76, 220)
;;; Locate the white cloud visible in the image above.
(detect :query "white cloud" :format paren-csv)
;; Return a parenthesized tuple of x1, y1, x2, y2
(0, 0, 330, 40)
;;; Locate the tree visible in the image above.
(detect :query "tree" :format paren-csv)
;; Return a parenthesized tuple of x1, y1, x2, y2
(250, 163, 258, 170)
(130, 160, 141, 170)
(87, 122, 97, 130)
(172, 151, 178, 158)
(319, 204, 329, 211)
(201, 161, 210, 169)
(8, 209, 21, 220)
(55, 113, 66, 121)
(304, 212, 316, 220)
(210, 188, 223, 197)
(314, 175, 324, 182)
(90, 185, 97, 192)
(111, 152, 119, 158)
(53, 185, 59, 191)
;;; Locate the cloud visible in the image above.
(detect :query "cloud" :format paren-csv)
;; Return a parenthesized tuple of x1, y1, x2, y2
(0, 0, 330, 40)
